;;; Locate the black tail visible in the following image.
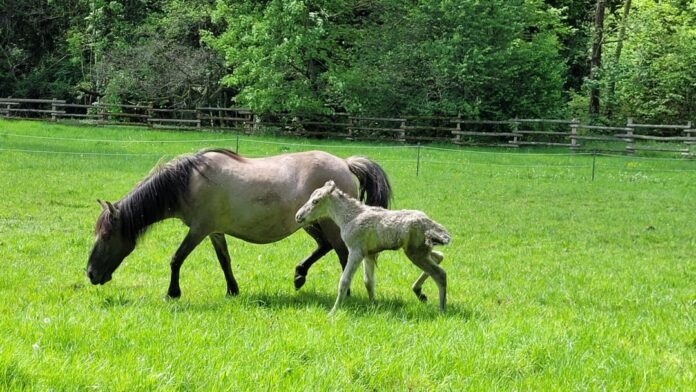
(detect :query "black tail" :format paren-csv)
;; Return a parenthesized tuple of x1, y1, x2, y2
(345, 156, 392, 208)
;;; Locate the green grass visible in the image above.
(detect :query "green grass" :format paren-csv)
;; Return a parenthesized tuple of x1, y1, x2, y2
(1, 119, 694, 390)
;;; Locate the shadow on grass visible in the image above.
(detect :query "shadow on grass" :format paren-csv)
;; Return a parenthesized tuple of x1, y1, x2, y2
(243, 289, 478, 321)
(72, 280, 478, 321)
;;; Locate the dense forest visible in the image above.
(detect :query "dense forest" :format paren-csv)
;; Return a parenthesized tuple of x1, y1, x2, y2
(1, 0, 694, 123)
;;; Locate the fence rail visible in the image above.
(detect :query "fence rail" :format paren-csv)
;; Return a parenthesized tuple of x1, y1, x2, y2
(1, 97, 694, 156)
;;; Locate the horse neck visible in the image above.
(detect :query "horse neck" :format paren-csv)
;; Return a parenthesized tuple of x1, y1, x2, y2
(117, 176, 182, 241)
(326, 193, 365, 228)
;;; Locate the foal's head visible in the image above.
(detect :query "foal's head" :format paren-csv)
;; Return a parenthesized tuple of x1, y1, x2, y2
(295, 180, 337, 224)
(86, 200, 136, 285)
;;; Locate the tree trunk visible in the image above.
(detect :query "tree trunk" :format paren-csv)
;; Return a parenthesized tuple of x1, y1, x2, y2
(589, 0, 606, 117)
(606, 0, 632, 118)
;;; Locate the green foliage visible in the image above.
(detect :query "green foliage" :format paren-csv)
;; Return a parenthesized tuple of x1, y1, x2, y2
(335, 1, 568, 118)
(602, 0, 696, 123)
(0, 120, 695, 389)
(2, 0, 695, 121)
(206, 0, 353, 114)
(206, 0, 568, 118)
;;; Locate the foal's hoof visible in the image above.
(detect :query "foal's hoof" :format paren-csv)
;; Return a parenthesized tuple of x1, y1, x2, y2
(413, 287, 427, 302)
(294, 274, 306, 290)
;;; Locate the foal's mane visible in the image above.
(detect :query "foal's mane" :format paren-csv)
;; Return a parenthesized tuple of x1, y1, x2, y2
(96, 148, 242, 241)
(329, 186, 364, 209)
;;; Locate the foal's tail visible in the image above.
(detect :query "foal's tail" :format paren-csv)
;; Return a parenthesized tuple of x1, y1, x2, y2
(425, 222, 452, 248)
(345, 156, 392, 208)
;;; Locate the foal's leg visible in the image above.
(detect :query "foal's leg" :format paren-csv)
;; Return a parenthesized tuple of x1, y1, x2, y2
(167, 230, 206, 298)
(321, 221, 352, 297)
(406, 249, 447, 312)
(330, 249, 363, 315)
(210, 233, 239, 296)
(412, 250, 444, 302)
(363, 254, 377, 302)
(294, 224, 332, 290)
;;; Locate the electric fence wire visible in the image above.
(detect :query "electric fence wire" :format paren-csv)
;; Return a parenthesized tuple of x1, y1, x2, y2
(2, 131, 695, 172)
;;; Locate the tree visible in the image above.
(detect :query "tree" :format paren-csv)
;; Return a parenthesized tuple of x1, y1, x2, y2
(601, 0, 696, 122)
(207, 0, 568, 118)
(0, 0, 87, 98)
(588, 0, 606, 117)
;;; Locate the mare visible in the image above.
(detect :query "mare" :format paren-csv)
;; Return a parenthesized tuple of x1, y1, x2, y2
(86, 149, 391, 298)
(295, 180, 451, 314)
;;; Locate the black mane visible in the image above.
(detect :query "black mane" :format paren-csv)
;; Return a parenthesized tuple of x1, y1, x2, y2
(95, 148, 241, 241)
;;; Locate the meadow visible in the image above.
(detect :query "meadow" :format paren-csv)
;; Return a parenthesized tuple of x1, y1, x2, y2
(0, 119, 694, 390)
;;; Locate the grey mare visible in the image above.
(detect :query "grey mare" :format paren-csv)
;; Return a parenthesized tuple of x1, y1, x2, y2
(86, 149, 391, 298)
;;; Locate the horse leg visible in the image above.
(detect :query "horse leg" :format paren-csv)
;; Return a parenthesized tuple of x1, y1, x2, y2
(294, 224, 332, 290)
(329, 249, 363, 315)
(167, 230, 205, 298)
(406, 249, 447, 312)
(412, 250, 444, 302)
(210, 233, 239, 296)
(363, 254, 377, 302)
(321, 221, 352, 297)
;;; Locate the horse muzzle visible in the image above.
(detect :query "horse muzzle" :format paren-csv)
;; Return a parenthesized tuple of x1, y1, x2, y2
(87, 270, 112, 285)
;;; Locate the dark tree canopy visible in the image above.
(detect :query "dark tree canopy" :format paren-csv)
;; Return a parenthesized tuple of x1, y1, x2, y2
(1, 0, 694, 122)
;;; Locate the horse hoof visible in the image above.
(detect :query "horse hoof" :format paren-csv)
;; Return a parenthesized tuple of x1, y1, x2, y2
(294, 274, 306, 290)
(167, 289, 181, 299)
(226, 287, 239, 296)
(417, 294, 428, 303)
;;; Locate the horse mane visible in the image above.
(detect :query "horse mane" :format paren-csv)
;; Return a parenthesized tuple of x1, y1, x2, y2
(95, 148, 242, 241)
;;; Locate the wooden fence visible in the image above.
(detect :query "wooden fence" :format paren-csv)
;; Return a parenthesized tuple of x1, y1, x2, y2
(1, 97, 694, 156)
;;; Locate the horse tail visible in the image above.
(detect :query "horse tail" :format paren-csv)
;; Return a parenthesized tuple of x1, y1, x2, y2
(425, 223, 451, 247)
(345, 156, 392, 208)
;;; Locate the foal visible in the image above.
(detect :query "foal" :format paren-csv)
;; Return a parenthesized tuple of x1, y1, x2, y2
(296, 181, 451, 314)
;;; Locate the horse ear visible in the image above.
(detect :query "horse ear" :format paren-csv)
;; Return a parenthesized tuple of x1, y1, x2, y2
(104, 200, 119, 220)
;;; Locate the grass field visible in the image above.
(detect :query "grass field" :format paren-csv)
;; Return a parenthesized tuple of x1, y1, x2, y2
(0, 119, 694, 390)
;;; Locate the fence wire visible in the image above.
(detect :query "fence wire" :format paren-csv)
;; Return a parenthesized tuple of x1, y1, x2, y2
(2, 130, 695, 175)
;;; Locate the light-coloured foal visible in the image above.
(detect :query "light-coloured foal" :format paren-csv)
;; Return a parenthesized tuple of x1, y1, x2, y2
(295, 180, 451, 314)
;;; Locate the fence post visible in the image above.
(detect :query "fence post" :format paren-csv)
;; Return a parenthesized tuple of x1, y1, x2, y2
(243, 111, 252, 134)
(453, 113, 461, 143)
(683, 121, 693, 158)
(416, 142, 421, 176)
(347, 116, 354, 141)
(399, 119, 407, 143)
(51, 98, 58, 121)
(510, 118, 520, 147)
(625, 117, 635, 155)
(99, 102, 107, 125)
(570, 118, 579, 153)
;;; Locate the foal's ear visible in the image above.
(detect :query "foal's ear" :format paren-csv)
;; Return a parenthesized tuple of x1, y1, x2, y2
(325, 180, 336, 192)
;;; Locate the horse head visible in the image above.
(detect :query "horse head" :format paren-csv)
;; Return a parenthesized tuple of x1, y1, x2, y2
(295, 180, 336, 224)
(86, 200, 136, 285)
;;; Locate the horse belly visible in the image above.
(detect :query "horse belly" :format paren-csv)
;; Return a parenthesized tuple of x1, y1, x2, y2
(216, 202, 302, 243)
